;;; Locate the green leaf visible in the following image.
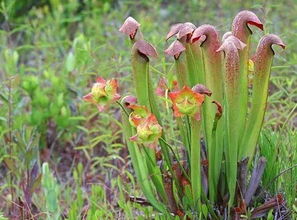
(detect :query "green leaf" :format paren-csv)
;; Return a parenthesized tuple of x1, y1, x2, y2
(65, 52, 76, 72)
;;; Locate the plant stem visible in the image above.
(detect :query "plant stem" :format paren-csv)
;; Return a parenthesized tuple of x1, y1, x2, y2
(8, 77, 14, 213)
(116, 101, 129, 118)
(239, 35, 285, 161)
(160, 137, 190, 181)
(189, 116, 202, 212)
(175, 54, 188, 87)
(185, 43, 203, 87)
(120, 106, 167, 213)
(131, 45, 173, 171)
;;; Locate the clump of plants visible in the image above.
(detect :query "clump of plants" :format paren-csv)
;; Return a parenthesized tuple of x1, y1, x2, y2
(84, 11, 286, 219)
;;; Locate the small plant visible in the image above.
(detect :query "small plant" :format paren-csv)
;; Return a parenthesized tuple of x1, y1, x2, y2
(86, 10, 286, 219)
(41, 163, 60, 220)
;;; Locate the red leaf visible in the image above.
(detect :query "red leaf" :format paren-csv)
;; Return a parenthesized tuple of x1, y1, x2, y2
(176, 22, 196, 40)
(164, 40, 185, 59)
(166, 23, 184, 40)
(232, 10, 263, 43)
(119, 16, 140, 39)
(134, 40, 158, 58)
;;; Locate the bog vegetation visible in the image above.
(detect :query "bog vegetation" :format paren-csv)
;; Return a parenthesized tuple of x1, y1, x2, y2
(0, 0, 296, 219)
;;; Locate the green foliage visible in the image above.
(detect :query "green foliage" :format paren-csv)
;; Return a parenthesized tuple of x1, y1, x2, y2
(67, 163, 84, 220)
(86, 185, 108, 219)
(41, 163, 60, 220)
(0, 0, 296, 219)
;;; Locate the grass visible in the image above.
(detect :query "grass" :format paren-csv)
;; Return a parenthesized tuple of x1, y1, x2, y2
(0, 0, 296, 219)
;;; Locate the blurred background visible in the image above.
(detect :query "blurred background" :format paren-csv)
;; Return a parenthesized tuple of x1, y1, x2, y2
(0, 0, 296, 218)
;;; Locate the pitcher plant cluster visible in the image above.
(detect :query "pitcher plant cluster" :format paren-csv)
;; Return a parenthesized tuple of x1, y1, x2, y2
(83, 11, 285, 219)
